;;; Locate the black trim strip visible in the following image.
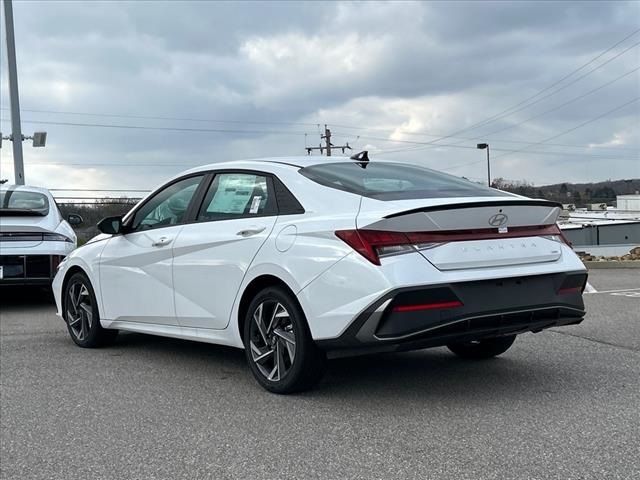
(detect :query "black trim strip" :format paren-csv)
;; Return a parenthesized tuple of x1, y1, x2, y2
(184, 173, 215, 223)
(384, 200, 563, 219)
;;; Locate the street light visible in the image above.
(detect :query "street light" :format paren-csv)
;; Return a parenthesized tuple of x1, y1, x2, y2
(477, 143, 490, 187)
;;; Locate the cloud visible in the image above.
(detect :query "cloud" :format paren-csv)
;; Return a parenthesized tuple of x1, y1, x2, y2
(0, 0, 638, 192)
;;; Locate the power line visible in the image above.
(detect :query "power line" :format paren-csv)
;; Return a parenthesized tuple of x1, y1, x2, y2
(493, 97, 640, 160)
(440, 160, 485, 172)
(5, 110, 636, 154)
(334, 126, 640, 152)
(456, 41, 640, 139)
(379, 29, 640, 148)
(1, 147, 631, 170)
(0, 107, 319, 128)
(362, 42, 640, 156)
(344, 134, 639, 160)
(440, 30, 640, 138)
(0, 162, 196, 167)
(476, 65, 640, 140)
(8, 114, 635, 153)
(0, 118, 311, 136)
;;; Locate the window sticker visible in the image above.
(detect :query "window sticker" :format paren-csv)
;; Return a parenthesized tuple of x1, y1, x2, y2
(207, 174, 256, 214)
(249, 196, 262, 214)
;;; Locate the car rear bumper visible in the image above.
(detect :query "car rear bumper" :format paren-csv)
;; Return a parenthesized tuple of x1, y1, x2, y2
(0, 254, 65, 285)
(316, 271, 587, 358)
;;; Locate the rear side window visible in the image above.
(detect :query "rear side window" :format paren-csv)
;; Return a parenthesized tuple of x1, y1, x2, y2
(197, 173, 276, 221)
(299, 162, 505, 200)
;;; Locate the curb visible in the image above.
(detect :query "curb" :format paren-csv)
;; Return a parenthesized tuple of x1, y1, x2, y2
(583, 261, 640, 269)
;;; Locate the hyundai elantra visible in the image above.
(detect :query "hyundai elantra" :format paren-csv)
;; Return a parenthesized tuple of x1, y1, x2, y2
(53, 155, 587, 393)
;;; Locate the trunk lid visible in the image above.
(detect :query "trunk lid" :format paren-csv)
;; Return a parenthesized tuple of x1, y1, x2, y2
(0, 215, 60, 249)
(356, 196, 564, 270)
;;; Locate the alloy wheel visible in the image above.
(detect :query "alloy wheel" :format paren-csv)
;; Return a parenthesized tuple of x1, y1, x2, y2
(66, 281, 93, 341)
(249, 300, 297, 382)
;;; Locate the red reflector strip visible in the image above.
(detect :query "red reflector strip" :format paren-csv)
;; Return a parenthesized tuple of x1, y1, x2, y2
(404, 224, 563, 243)
(393, 300, 463, 313)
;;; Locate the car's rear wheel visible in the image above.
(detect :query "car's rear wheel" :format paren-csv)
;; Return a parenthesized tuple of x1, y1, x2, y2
(447, 335, 516, 359)
(243, 286, 326, 394)
(63, 272, 117, 348)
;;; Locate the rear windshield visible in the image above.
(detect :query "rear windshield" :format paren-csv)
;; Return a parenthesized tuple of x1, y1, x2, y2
(0, 190, 50, 215)
(299, 162, 505, 200)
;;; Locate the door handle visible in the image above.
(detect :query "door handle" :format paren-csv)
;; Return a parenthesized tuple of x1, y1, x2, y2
(151, 236, 173, 247)
(236, 226, 266, 237)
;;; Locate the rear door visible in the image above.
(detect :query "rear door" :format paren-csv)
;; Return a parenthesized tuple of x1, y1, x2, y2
(171, 171, 278, 329)
(99, 174, 206, 325)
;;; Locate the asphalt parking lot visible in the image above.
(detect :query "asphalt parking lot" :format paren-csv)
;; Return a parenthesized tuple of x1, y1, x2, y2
(1, 269, 638, 480)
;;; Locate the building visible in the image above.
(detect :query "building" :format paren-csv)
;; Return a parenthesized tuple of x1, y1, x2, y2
(616, 194, 640, 211)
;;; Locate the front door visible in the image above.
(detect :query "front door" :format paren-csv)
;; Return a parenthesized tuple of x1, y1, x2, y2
(172, 172, 278, 329)
(99, 175, 205, 325)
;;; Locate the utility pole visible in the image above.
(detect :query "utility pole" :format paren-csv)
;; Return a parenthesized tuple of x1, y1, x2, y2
(306, 125, 351, 157)
(3, 0, 25, 185)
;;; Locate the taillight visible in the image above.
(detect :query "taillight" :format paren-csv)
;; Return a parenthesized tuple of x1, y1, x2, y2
(558, 229, 572, 247)
(43, 233, 73, 243)
(335, 230, 412, 265)
(336, 224, 570, 265)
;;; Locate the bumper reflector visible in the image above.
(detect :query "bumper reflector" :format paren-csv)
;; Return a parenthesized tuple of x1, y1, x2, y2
(392, 300, 463, 313)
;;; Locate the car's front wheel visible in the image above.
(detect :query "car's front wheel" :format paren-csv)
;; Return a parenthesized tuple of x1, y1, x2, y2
(243, 286, 326, 394)
(63, 272, 117, 348)
(447, 335, 516, 359)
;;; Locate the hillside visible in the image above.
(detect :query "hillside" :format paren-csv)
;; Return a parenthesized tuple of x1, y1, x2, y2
(491, 178, 640, 205)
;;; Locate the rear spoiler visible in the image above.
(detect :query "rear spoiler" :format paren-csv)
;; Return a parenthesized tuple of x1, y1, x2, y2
(384, 200, 563, 219)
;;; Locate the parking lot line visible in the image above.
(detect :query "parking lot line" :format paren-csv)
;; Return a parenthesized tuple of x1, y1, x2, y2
(585, 287, 640, 295)
(584, 282, 598, 293)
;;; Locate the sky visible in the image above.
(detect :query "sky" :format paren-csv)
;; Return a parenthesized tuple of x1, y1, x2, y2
(0, 0, 639, 195)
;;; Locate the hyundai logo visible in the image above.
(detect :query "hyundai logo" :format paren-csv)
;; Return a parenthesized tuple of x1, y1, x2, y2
(488, 213, 508, 227)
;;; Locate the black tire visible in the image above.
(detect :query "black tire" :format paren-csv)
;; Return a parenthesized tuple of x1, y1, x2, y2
(243, 286, 326, 394)
(447, 335, 516, 359)
(63, 272, 118, 348)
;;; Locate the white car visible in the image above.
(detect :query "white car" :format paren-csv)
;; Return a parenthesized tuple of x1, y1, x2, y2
(52, 155, 587, 393)
(1, 185, 81, 285)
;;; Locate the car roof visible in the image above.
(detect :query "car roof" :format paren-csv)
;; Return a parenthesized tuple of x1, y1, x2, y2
(0, 184, 53, 196)
(185, 156, 355, 174)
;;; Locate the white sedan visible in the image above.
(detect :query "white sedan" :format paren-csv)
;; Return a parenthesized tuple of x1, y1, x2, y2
(53, 155, 588, 393)
(1, 185, 81, 285)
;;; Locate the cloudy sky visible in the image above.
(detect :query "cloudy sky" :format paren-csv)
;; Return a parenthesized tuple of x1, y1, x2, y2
(1, 0, 639, 195)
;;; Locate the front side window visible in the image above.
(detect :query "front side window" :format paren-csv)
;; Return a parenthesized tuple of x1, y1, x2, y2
(197, 173, 274, 221)
(132, 175, 203, 231)
(299, 162, 506, 200)
(0, 190, 50, 215)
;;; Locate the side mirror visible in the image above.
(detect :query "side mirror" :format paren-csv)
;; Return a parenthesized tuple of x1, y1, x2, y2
(67, 214, 83, 226)
(97, 215, 124, 235)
